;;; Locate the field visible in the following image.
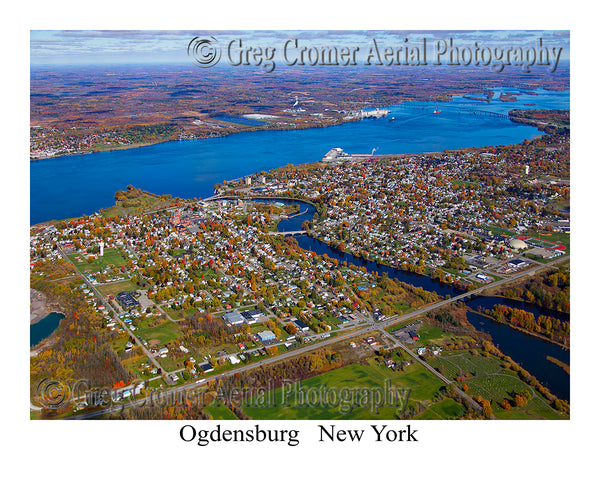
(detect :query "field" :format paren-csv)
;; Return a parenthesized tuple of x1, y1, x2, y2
(135, 318, 182, 345)
(481, 224, 517, 237)
(241, 359, 446, 420)
(428, 351, 566, 419)
(428, 352, 502, 380)
(97, 279, 138, 296)
(414, 398, 466, 419)
(68, 247, 128, 274)
(524, 230, 570, 253)
(412, 324, 445, 345)
(205, 402, 240, 420)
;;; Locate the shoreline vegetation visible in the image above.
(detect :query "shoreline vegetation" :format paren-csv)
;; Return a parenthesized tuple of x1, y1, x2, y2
(547, 356, 570, 374)
(465, 306, 569, 349)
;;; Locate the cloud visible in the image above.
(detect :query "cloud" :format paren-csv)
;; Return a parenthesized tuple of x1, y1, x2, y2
(30, 30, 570, 65)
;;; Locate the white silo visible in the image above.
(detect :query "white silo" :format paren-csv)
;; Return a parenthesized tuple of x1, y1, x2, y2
(99, 241, 104, 256)
(525, 165, 530, 175)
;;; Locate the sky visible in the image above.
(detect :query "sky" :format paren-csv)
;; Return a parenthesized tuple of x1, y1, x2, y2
(30, 30, 570, 67)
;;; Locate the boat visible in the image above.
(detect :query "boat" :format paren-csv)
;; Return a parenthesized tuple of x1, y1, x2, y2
(433, 105, 441, 114)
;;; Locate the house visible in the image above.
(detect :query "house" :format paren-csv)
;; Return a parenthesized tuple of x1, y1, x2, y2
(156, 347, 169, 357)
(408, 331, 420, 340)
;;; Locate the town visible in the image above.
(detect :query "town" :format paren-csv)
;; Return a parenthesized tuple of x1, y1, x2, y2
(30, 127, 570, 420)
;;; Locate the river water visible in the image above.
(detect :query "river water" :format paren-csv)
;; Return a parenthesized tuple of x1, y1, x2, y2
(30, 87, 568, 225)
(272, 199, 570, 400)
(30, 86, 570, 398)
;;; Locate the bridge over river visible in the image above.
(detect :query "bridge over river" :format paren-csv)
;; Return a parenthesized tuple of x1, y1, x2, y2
(398, 101, 511, 120)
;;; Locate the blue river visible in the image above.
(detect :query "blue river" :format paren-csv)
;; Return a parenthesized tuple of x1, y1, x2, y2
(272, 198, 570, 400)
(30, 87, 568, 225)
(30, 86, 570, 399)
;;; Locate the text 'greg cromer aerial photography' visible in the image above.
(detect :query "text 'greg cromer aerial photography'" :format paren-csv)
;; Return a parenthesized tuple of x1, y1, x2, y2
(30, 30, 570, 424)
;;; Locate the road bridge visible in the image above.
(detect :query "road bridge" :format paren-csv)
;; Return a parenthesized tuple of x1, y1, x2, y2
(399, 102, 510, 120)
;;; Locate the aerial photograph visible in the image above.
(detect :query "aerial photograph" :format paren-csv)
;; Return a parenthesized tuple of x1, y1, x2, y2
(29, 29, 572, 423)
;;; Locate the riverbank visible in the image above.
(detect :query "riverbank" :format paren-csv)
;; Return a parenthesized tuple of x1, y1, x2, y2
(465, 305, 569, 349)
(29, 114, 362, 162)
(30, 85, 567, 163)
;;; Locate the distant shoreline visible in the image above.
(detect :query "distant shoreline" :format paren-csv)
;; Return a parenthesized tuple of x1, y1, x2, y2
(29, 116, 362, 162)
(31, 86, 568, 162)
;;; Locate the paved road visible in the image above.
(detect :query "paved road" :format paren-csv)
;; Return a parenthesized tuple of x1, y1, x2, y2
(67, 254, 568, 419)
(377, 328, 482, 413)
(57, 246, 163, 372)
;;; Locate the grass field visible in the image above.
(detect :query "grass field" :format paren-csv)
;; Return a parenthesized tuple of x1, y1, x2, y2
(427, 350, 566, 419)
(412, 324, 445, 345)
(414, 398, 466, 419)
(242, 359, 445, 420)
(100, 206, 123, 218)
(481, 224, 517, 237)
(452, 179, 479, 188)
(524, 230, 570, 253)
(97, 279, 138, 296)
(206, 402, 239, 420)
(136, 319, 182, 345)
(464, 372, 564, 419)
(68, 247, 128, 274)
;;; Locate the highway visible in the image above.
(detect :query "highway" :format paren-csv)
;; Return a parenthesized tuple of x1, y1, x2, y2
(68, 255, 567, 419)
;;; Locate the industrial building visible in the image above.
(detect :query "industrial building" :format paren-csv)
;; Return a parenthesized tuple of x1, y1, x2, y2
(241, 309, 264, 324)
(257, 330, 277, 343)
(116, 291, 139, 309)
(222, 311, 245, 326)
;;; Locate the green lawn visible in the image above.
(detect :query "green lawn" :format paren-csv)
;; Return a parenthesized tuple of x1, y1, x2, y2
(412, 324, 444, 345)
(428, 351, 565, 419)
(524, 230, 570, 253)
(481, 224, 517, 237)
(100, 206, 123, 218)
(241, 359, 445, 420)
(136, 319, 182, 345)
(206, 402, 239, 420)
(452, 179, 479, 188)
(68, 247, 128, 273)
(464, 372, 565, 419)
(414, 398, 466, 419)
(98, 279, 138, 296)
